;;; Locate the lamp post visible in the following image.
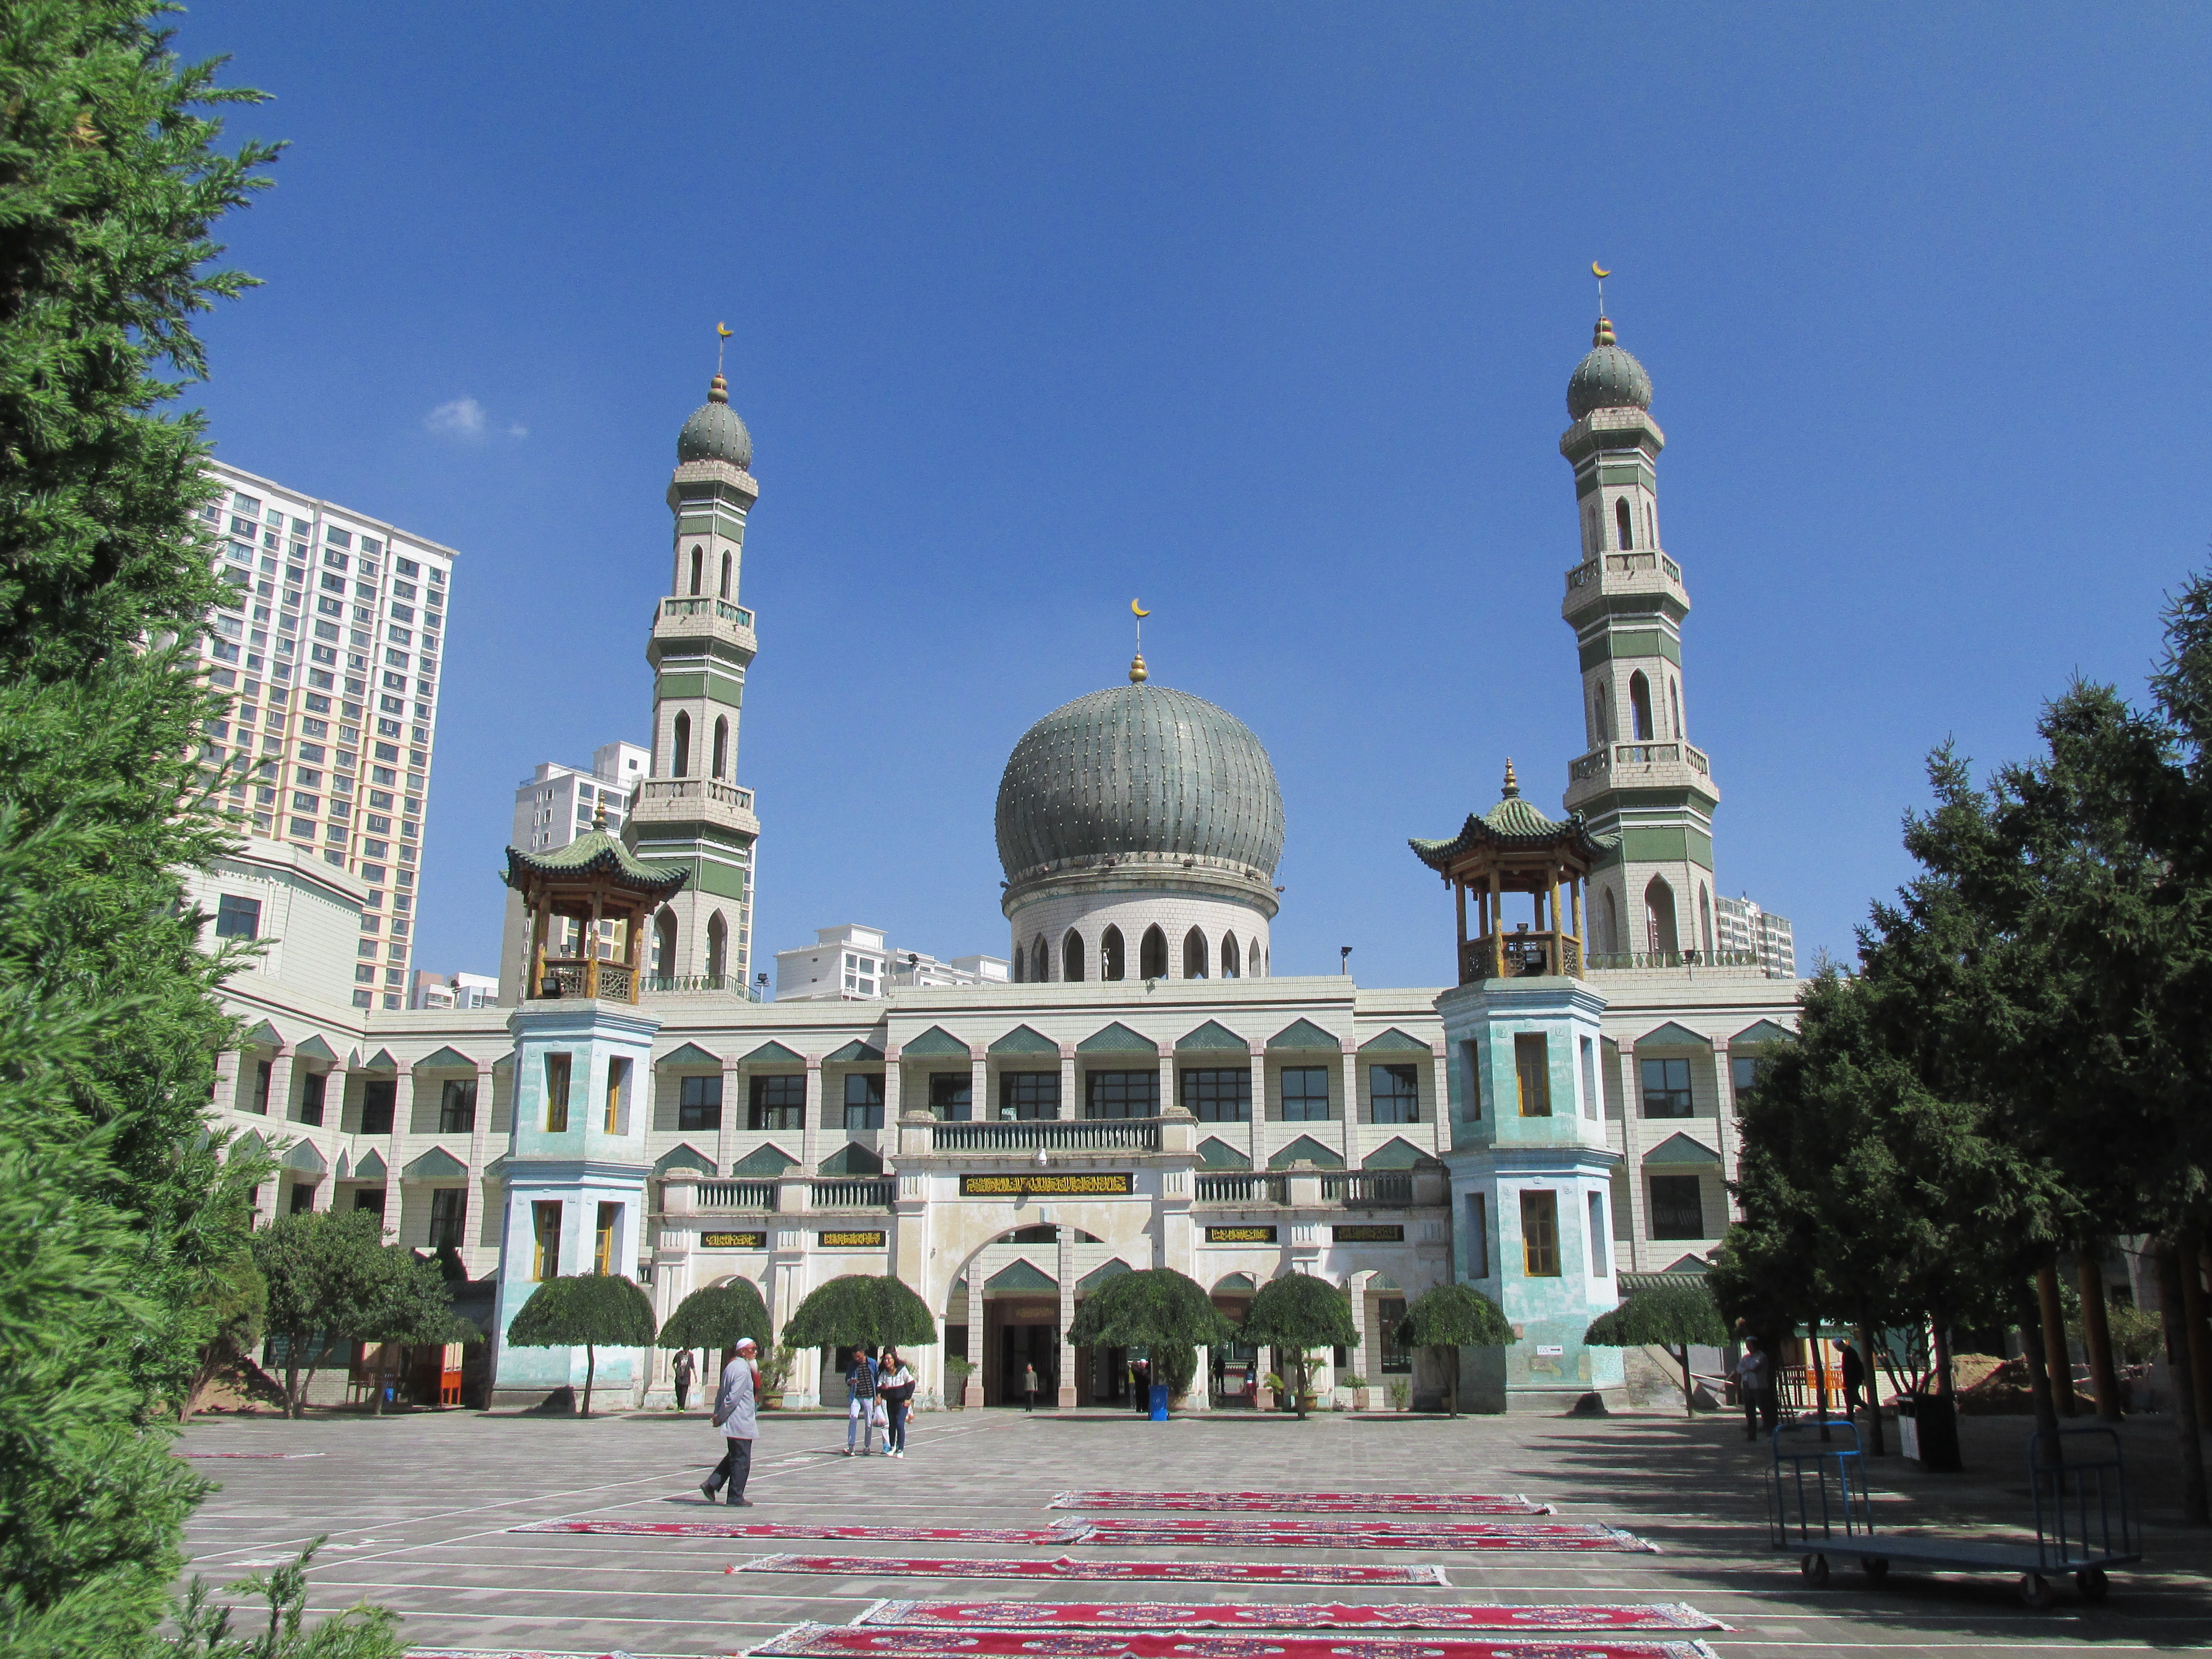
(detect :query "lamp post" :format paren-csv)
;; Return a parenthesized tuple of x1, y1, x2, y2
(1339, 945, 1352, 975)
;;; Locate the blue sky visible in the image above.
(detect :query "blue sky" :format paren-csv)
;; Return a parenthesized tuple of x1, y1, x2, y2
(178, 4, 2212, 990)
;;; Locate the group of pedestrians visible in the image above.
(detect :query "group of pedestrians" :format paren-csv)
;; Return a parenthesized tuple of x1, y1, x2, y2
(1734, 1334, 1871, 1442)
(842, 1345, 916, 1456)
(689, 1338, 918, 1507)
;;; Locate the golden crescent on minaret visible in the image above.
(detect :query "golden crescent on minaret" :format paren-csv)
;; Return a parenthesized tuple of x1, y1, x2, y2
(717, 322, 733, 339)
(1591, 263, 1611, 278)
(1131, 598, 1150, 617)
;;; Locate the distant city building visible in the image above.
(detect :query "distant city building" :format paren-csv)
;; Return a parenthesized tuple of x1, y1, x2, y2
(195, 462, 456, 1011)
(410, 969, 496, 1010)
(495, 742, 649, 1002)
(1714, 894, 1796, 979)
(774, 924, 1010, 1002)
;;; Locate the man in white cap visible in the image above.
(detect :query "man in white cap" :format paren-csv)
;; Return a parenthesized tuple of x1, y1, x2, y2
(701, 1337, 760, 1506)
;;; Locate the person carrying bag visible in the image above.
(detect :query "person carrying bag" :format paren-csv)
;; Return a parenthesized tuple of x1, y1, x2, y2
(878, 1348, 916, 1458)
(843, 1347, 880, 1457)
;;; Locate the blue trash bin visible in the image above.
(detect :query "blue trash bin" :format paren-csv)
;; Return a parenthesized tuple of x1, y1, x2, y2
(1149, 1382, 1169, 1420)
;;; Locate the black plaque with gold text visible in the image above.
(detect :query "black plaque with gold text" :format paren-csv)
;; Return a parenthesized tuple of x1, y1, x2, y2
(699, 1230, 767, 1250)
(1332, 1224, 1405, 1242)
(959, 1172, 1134, 1197)
(819, 1229, 888, 1248)
(1204, 1225, 1279, 1243)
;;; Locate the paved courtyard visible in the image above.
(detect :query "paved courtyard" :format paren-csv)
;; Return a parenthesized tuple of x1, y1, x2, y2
(176, 1406, 2212, 1658)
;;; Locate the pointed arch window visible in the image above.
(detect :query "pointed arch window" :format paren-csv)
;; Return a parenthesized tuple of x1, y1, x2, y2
(1031, 937, 1048, 983)
(1140, 925, 1168, 980)
(1603, 888, 1620, 956)
(712, 715, 729, 780)
(672, 711, 692, 776)
(1629, 672, 1654, 742)
(654, 910, 677, 979)
(1615, 497, 1633, 550)
(706, 912, 727, 982)
(1182, 927, 1208, 980)
(1100, 926, 1125, 980)
(1699, 883, 1715, 962)
(1251, 936, 1263, 978)
(689, 545, 704, 595)
(1670, 677, 1683, 741)
(719, 551, 732, 599)
(1221, 933, 1240, 978)
(1062, 929, 1085, 982)
(1644, 877, 1679, 959)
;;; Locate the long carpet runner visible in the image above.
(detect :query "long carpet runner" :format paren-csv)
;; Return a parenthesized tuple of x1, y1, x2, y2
(510, 1521, 1080, 1543)
(1048, 1492, 1552, 1516)
(180, 1451, 327, 1459)
(855, 1606, 1722, 1635)
(1070, 1520, 1653, 1553)
(749, 1623, 1719, 1659)
(735, 1556, 1449, 1587)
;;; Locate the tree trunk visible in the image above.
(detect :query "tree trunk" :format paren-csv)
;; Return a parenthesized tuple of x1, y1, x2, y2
(284, 1349, 303, 1420)
(1811, 1320, 1830, 1441)
(583, 1343, 598, 1417)
(1448, 1348, 1459, 1419)
(1857, 1320, 1887, 1456)
(2154, 1237, 2209, 1525)
(1932, 1316, 1955, 1400)
(1677, 1345, 1696, 1419)
(2183, 1225, 2212, 1431)
(2078, 1245, 2123, 1425)
(2035, 1260, 2078, 1417)
(2013, 1277, 2062, 1459)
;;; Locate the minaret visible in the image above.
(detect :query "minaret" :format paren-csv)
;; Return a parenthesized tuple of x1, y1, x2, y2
(1557, 313, 1722, 965)
(626, 361, 764, 992)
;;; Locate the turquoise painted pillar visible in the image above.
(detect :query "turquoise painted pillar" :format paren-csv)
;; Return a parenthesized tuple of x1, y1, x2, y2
(1437, 974, 1624, 1413)
(489, 997, 662, 1410)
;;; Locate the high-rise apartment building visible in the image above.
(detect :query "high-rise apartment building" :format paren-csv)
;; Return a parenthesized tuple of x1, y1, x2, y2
(1714, 893, 1797, 979)
(494, 741, 649, 1002)
(196, 461, 457, 1010)
(773, 923, 1010, 1002)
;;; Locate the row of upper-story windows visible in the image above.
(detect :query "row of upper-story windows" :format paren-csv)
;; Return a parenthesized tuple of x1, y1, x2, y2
(1018, 924, 1266, 983)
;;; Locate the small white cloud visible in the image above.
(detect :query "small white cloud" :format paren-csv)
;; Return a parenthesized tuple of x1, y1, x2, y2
(506, 423, 528, 439)
(426, 397, 488, 439)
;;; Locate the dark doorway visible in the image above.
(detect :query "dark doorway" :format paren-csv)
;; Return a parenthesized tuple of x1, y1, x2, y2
(996, 1322, 1058, 1407)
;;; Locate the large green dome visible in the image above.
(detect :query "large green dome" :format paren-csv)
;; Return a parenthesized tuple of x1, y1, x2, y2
(1566, 319, 1653, 421)
(995, 682, 1285, 885)
(677, 375, 753, 469)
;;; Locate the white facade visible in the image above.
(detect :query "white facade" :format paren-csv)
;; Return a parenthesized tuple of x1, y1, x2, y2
(411, 970, 497, 1010)
(198, 461, 457, 1012)
(776, 924, 1011, 1002)
(496, 742, 651, 1002)
(1009, 886, 1271, 986)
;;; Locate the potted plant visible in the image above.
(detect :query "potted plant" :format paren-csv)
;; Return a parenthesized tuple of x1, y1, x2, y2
(756, 1343, 797, 1409)
(944, 1357, 974, 1407)
(1386, 1378, 1411, 1411)
(1260, 1371, 1283, 1411)
(1342, 1372, 1370, 1410)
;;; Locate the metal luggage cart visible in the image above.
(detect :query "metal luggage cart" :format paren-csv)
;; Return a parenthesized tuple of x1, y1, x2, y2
(1771, 1419, 2140, 1609)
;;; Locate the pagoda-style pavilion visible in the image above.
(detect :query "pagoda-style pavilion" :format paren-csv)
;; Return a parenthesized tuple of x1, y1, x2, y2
(1409, 761, 1617, 984)
(504, 807, 688, 1003)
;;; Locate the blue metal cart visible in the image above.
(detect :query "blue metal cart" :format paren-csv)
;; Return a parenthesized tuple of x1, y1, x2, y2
(1771, 1419, 2140, 1609)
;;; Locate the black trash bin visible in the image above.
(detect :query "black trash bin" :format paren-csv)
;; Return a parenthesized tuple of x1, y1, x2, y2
(1899, 1390, 1961, 1471)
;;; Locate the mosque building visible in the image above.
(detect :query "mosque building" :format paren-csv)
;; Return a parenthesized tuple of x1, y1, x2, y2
(188, 307, 1802, 1415)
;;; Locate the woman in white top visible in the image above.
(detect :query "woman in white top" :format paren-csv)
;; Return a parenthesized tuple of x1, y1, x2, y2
(878, 1349, 916, 1458)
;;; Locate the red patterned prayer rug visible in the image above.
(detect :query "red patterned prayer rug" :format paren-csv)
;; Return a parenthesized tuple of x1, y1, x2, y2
(408, 1650, 631, 1659)
(855, 1606, 1723, 1635)
(510, 1521, 1080, 1543)
(1069, 1521, 1653, 1553)
(1048, 1493, 1552, 1516)
(179, 1451, 327, 1459)
(747, 1623, 1719, 1659)
(732, 1557, 1450, 1587)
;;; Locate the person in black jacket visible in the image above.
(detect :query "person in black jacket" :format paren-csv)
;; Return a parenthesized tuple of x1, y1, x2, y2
(843, 1347, 879, 1456)
(1839, 1339, 1868, 1420)
(878, 1348, 916, 1458)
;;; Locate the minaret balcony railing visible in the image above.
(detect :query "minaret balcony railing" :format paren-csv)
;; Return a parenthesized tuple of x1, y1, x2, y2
(1568, 745, 1610, 782)
(658, 594, 754, 631)
(1611, 741, 1680, 768)
(1587, 948, 1766, 972)
(1563, 551, 1683, 595)
(1460, 932, 1582, 983)
(637, 777, 754, 813)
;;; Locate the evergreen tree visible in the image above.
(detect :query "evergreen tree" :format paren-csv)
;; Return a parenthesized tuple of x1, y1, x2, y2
(506, 1274, 657, 1416)
(780, 1274, 937, 1352)
(0, 3, 281, 1652)
(1066, 1268, 1234, 1397)
(1393, 1283, 1511, 1417)
(1239, 1273, 1356, 1419)
(1584, 1281, 1726, 1420)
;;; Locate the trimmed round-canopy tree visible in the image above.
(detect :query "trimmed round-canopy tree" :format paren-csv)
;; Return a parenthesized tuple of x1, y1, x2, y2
(1585, 1280, 1728, 1418)
(1240, 1272, 1358, 1419)
(1395, 1283, 1513, 1417)
(781, 1274, 936, 1352)
(507, 1273, 657, 1416)
(658, 1279, 773, 1363)
(1066, 1267, 1235, 1398)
